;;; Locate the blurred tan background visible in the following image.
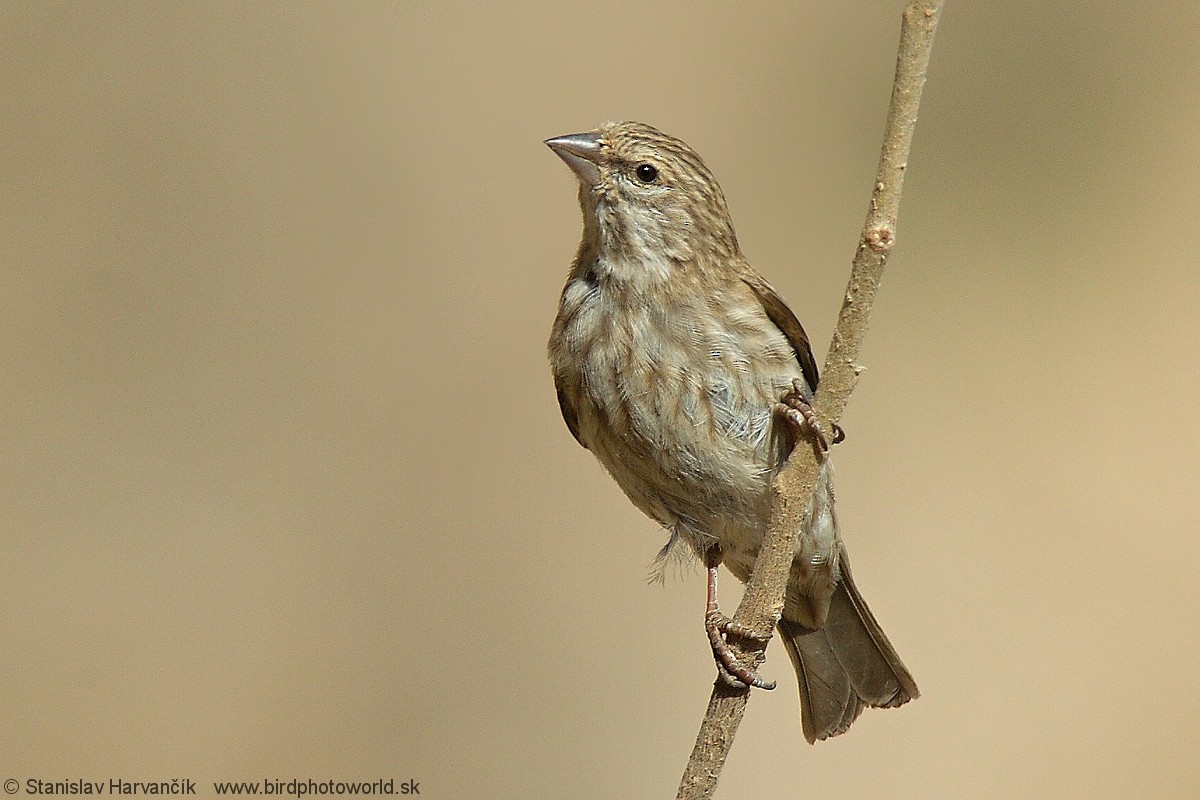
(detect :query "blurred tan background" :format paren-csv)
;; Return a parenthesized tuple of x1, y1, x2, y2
(3, 2, 1199, 797)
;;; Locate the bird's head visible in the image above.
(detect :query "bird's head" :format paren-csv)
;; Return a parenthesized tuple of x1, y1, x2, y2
(546, 121, 741, 276)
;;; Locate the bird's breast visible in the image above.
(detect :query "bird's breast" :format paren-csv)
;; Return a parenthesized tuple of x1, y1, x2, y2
(550, 271, 803, 533)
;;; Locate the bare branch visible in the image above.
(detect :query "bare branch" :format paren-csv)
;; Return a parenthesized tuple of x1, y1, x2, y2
(676, 3, 945, 797)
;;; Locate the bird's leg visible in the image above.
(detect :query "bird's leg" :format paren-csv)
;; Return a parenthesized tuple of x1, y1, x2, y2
(704, 547, 776, 691)
(775, 378, 831, 453)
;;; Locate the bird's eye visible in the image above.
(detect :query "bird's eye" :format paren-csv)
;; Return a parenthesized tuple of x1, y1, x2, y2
(635, 163, 659, 183)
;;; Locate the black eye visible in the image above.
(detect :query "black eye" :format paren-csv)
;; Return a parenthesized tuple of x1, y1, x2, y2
(635, 163, 658, 183)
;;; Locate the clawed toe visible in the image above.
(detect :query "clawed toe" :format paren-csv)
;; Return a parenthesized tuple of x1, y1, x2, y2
(705, 610, 776, 691)
(776, 378, 829, 452)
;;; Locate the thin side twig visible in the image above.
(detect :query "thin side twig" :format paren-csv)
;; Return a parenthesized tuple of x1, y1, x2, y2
(676, 3, 944, 797)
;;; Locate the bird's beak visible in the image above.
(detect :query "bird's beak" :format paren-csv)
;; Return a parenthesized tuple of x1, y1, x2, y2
(545, 131, 602, 186)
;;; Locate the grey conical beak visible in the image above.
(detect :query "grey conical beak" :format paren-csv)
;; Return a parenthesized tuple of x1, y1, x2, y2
(545, 131, 602, 186)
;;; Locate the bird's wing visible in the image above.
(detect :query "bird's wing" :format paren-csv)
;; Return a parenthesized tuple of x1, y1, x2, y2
(739, 269, 821, 395)
(554, 382, 586, 449)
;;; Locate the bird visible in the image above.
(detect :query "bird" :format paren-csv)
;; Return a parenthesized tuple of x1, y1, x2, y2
(545, 121, 917, 743)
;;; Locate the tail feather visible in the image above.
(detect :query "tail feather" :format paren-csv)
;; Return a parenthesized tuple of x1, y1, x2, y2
(779, 547, 918, 743)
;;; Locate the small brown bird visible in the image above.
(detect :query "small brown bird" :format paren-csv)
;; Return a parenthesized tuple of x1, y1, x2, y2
(545, 121, 917, 743)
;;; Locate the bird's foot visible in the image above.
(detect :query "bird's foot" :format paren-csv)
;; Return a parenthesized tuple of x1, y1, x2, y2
(705, 609, 776, 690)
(775, 378, 832, 453)
(704, 547, 775, 690)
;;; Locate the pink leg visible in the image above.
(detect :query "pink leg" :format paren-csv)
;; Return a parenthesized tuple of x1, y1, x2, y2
(704, 548, 776, 691)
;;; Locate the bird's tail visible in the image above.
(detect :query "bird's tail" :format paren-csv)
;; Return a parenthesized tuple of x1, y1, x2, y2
(778, 548, 918, 744)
